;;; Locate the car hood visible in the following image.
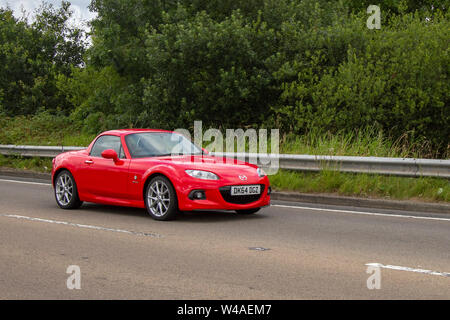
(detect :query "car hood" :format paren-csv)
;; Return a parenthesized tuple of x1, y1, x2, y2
(136, 155, 260, 178)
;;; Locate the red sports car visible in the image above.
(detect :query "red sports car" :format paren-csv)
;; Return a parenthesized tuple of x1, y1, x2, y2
(52, 129, 271, 220)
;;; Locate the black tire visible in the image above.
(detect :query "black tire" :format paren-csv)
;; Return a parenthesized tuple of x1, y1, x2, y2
(145, 176, 178, 221)
(236, 208, 260, 215)
(54, 170, 83, 209)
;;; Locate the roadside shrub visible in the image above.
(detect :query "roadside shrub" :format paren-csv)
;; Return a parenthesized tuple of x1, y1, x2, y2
(270, 8, 449, 155)
(58, 66, 141, 133)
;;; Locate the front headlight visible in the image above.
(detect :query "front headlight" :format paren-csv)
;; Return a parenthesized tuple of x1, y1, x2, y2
(257, 167, 266, 177)
(185, 170, 219, 180)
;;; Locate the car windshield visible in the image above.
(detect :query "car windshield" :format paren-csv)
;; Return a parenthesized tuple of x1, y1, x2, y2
(125, 132, 203, 158)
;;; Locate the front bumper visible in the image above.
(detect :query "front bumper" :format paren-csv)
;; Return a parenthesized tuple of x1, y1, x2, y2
(176, 177, 271, 211)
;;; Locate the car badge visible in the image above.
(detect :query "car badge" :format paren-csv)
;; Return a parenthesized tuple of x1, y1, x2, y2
(239, 175, 248, 181)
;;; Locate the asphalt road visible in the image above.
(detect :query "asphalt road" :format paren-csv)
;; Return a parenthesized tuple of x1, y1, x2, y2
(0, 175, 449, 299)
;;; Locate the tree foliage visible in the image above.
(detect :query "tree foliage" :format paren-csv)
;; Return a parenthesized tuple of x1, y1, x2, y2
(0, 1, 86, 116)
(1, 0, 448, 154)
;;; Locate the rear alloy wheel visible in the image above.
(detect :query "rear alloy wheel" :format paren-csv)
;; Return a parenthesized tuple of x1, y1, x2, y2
(54, 170, 83, 209)
(145, 176, 178, 221)
(236, 208, 260, 215)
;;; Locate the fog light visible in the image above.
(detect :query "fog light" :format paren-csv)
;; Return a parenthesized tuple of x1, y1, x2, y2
(188, 190, 206, 200)
(267, 186, 272, 195)
(194, 192, 203, 199)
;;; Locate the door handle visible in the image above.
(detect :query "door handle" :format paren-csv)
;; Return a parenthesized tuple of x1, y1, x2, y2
(85, 160, 94, 164)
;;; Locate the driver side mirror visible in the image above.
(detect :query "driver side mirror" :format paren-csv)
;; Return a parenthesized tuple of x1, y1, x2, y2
(101, 149, 119, 162)
(202, 148, 209, 155)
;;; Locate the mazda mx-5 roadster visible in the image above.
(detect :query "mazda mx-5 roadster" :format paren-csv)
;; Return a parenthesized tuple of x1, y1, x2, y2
(52, 129, 271, 220)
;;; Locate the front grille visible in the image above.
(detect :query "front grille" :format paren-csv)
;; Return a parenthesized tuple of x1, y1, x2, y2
(219, 185, 265, 204)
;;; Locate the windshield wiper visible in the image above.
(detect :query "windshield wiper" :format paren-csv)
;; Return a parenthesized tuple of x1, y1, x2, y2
(152, 153, 173, 157)
(153, 152, 202, 157)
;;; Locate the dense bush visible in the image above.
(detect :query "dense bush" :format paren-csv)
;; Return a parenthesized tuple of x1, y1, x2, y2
(57, 65, 141, 132)
(271, 9, 449, 151)
(68, 0, 351, 131)
(140, 9, 278, 129)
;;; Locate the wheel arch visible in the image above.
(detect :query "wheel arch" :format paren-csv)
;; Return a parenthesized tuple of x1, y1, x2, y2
(53, 167, 71, 187)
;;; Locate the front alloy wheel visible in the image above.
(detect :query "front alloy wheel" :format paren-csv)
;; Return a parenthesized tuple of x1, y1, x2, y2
(145, 176, 178, 221)
(54, 170, 83, 209)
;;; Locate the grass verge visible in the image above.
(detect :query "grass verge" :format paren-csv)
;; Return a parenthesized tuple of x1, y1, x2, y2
(280, 127, 448, 159)
(0, 155, 53, 173)
(270, 169, 449, 203)
(0, 113, 96, 147)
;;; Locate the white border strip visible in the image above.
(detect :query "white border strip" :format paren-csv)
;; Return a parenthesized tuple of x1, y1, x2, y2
(272, 204, 450, 222)
(366, 263, 450, 278)
(0, 178, 51, 186)
(0, 214, 161, 238)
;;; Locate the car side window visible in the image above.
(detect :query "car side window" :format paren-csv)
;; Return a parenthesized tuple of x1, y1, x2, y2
(90, 135, 124, 158)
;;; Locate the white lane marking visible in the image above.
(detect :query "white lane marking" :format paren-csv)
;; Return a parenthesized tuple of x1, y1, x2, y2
(0, 178, 51, 186)
(272, 204, 450, 222)
(0, 214, 161, 238)
(366, 263, 450, 278)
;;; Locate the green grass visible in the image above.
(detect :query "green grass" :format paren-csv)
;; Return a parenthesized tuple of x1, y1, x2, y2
(0, 113, 96, 147)
(270, 169, 449, 203)
(0, 155, 53, 173)
(280, 127, 448, 159)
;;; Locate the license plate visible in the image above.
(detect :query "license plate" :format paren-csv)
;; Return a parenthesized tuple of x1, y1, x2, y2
(230, 185, 261, 196)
